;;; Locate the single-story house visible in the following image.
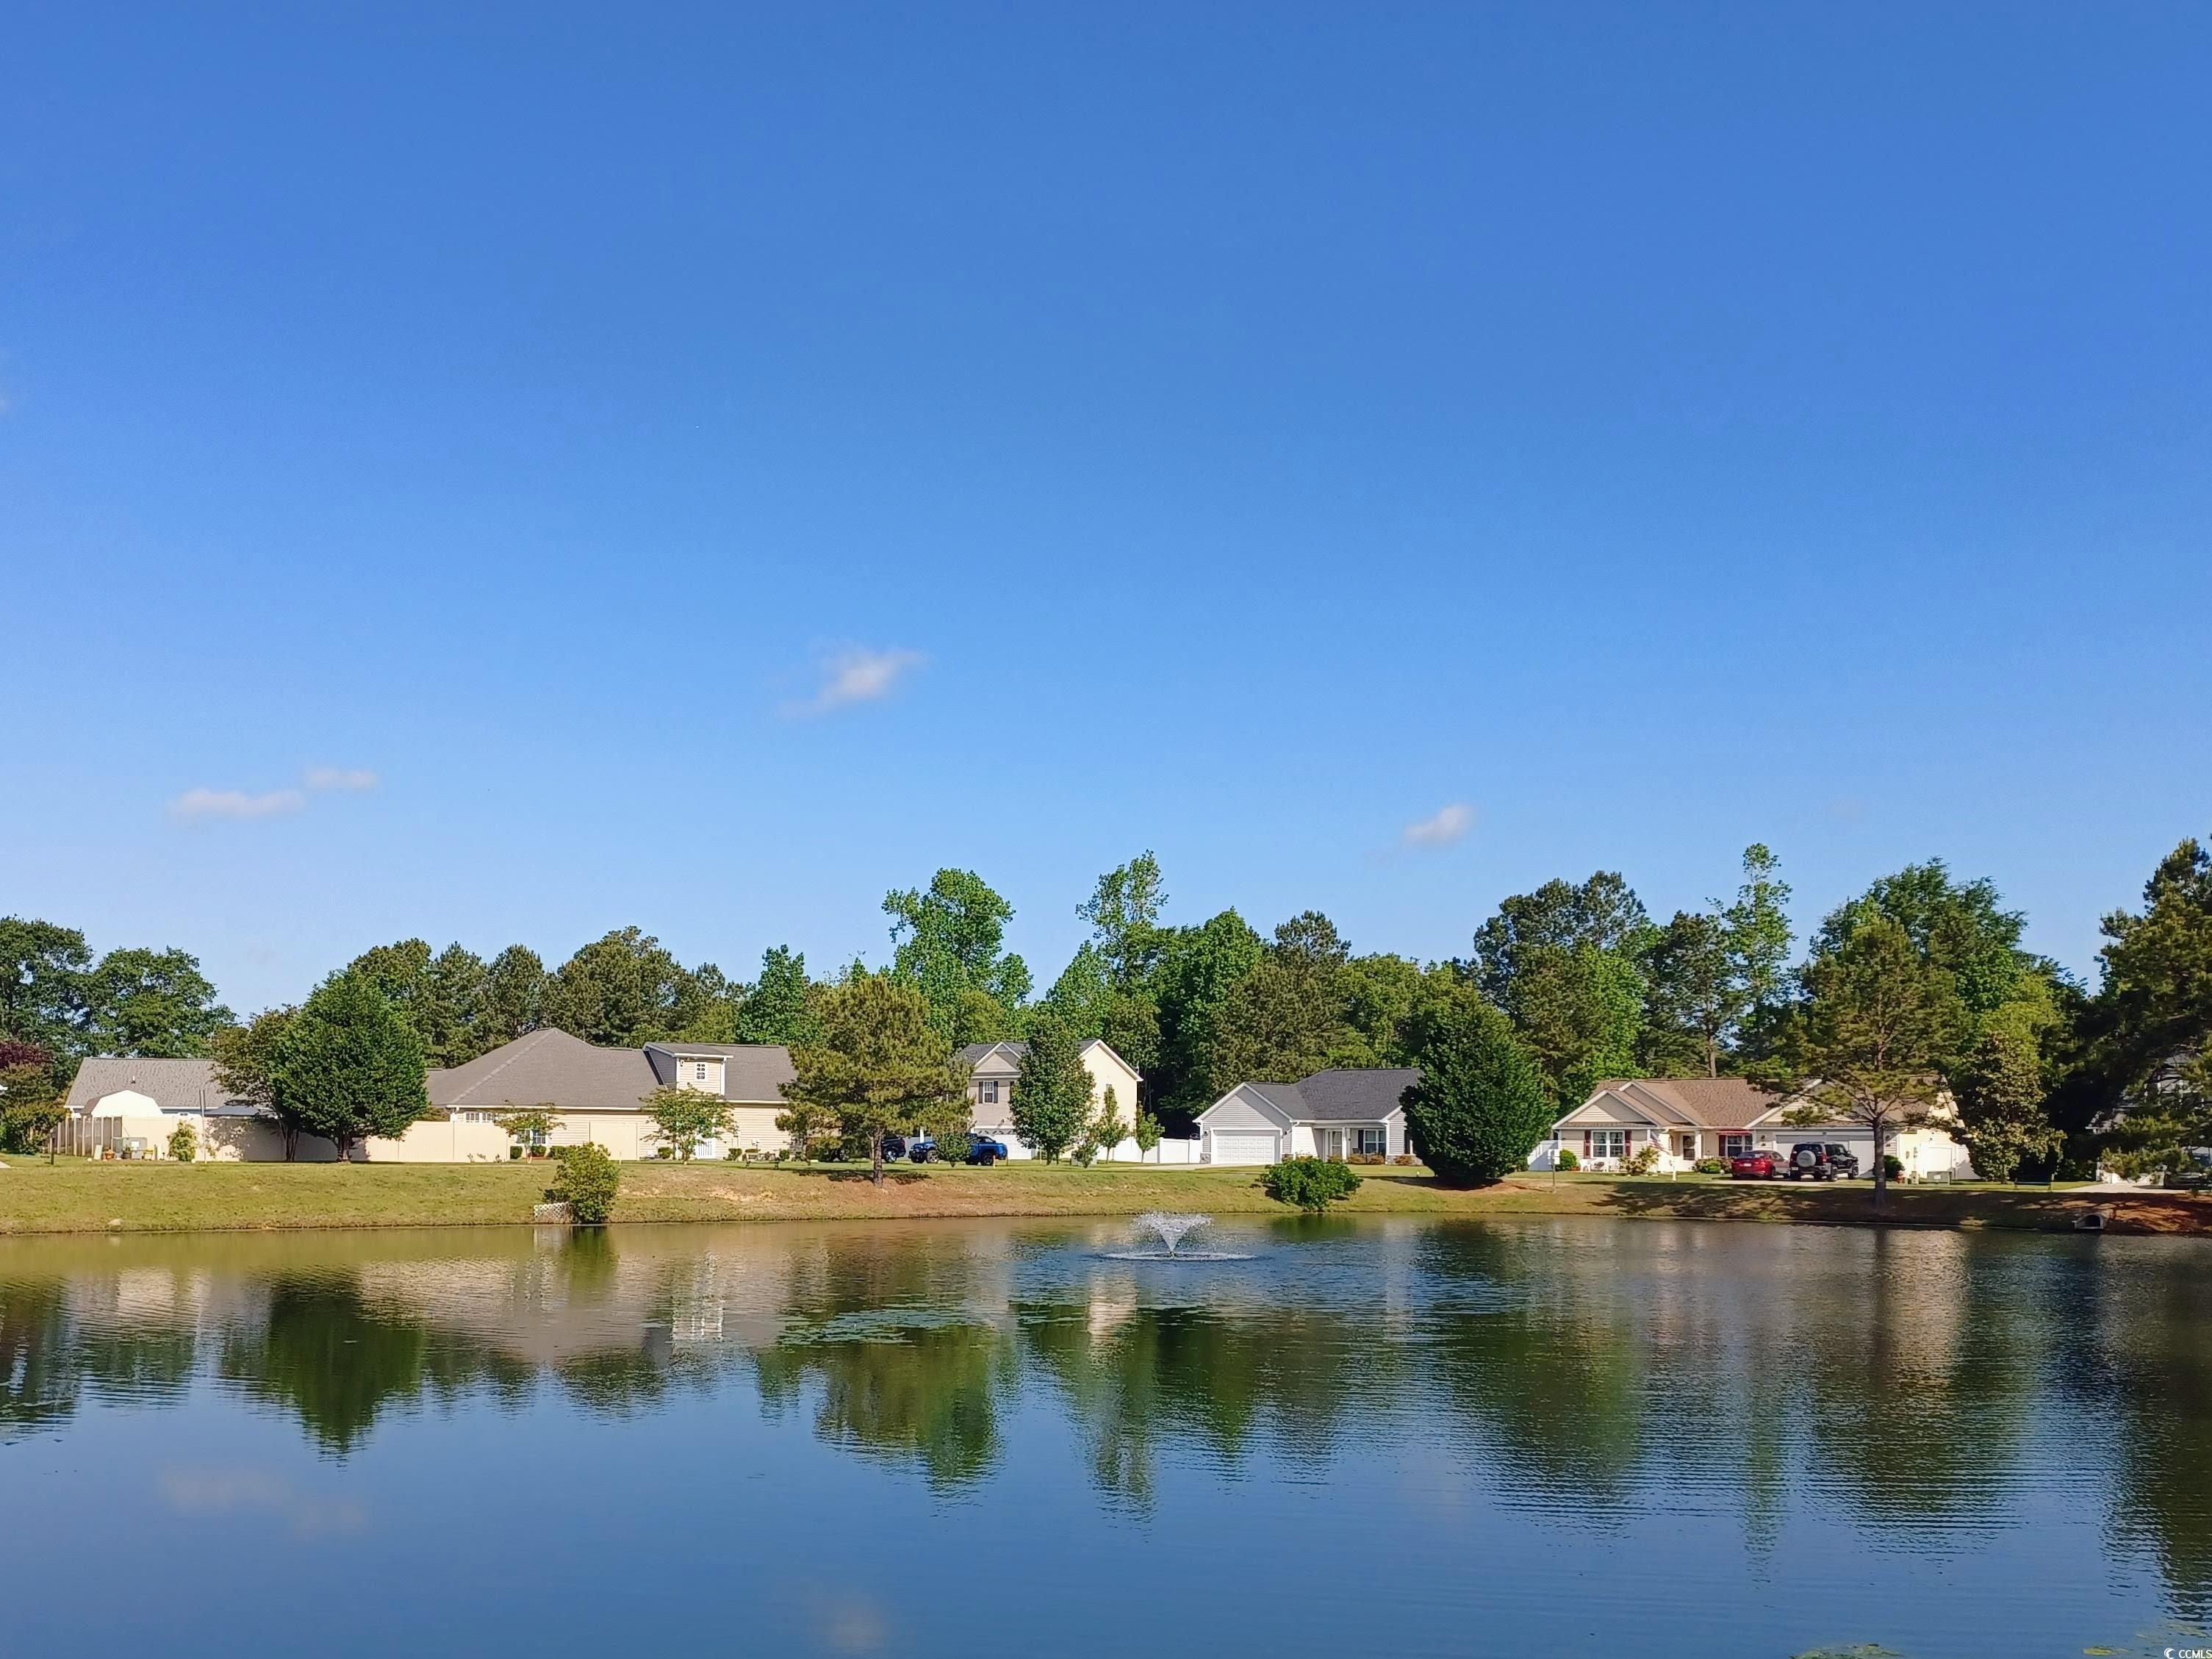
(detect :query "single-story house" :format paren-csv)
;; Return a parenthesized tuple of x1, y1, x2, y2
(1530, 1076, 1978, 1179)
(60, 1030, 801, 1162)
(1196, 1068, 1420, 1165)
(62, 1057, 315, 1160)
(958, 1038, 1150, 1160)
(426, 1028, 798, 1160)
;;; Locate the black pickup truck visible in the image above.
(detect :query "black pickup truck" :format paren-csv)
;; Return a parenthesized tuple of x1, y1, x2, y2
(1787, 1142, 1861, 1180)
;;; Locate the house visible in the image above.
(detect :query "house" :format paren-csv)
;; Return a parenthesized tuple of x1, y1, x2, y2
(62, 1057, 308, 1160)
(59, 1030, 801, 1162)
(1531, 1076, 1978, 1179)
(957, 1038, 1151, 1160)
(1196, 1069, 1420, 1165)
(425, 1029, 797, 1160)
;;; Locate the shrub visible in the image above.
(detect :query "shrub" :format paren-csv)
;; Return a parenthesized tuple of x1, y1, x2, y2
(509, 1146, 524, 1161)
(1694, 1157, 1728, 1175)
(1347, 1152, 1383, 1166)
(1626, 1144, 1662, 1175)
(1884, 1153, 1904, 1180)
(1393, 1153, 1416, 1167)
(1555, 1148, 1579, 1172)
(167, 1122, 198, 1163)
(549, 1143, 620, 1225)
(937, 1130, 972, 1167)
(1261, 1156, 1362, 1211)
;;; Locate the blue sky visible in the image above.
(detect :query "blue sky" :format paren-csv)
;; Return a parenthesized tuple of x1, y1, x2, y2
(5, 4, 2208, 1014)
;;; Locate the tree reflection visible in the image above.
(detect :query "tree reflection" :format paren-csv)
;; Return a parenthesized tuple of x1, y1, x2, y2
(0, 1279, 77, 1433)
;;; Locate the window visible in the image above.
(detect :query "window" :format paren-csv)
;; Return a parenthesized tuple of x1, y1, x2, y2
(1722, 1134, 1751, 1158)
(1590, 1129, 1626, 1161)
(1678, 1133, 1699, 1159)
(694, 1062, 709, 1082)
(980, 1080, 999, 1106)
(1356, 1128, 1387, 1157)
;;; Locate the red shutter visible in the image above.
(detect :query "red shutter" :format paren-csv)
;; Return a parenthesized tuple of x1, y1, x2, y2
(1583, 1129, 1592, 1158)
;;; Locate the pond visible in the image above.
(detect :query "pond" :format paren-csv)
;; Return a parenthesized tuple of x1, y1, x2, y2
(3, 1217, 2207, 1658)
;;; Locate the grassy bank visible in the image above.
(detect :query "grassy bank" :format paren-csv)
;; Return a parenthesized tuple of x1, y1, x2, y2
(1, 1157, 2205, 1236)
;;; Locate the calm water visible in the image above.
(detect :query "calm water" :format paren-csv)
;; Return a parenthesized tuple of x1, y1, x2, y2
(3, 1217, 2208, 1658)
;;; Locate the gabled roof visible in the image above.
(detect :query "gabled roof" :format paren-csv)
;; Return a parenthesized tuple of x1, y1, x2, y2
(958, 1038, 1139, 1080)
(642, 1042, 797, 1102)
(431, 1031, 800, 1110)
(1562, 1077, 1780, 1130)
(63, 1058, 256, 1116)
(1200, 1068, 1418, 1125)
(428, 1029, 658, 1111)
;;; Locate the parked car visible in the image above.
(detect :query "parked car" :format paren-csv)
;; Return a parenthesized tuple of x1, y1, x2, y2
(1728, 1149, 1784, 1180)
(1787, 1142, 1860, 1180)
(878, 1133, 908, 1161)
(907, 1136, 936, 1163)
(966, 1135, 1009, 1166)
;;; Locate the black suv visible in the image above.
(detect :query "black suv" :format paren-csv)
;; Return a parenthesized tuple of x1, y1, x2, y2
(1787, 1142, 1860, 1181)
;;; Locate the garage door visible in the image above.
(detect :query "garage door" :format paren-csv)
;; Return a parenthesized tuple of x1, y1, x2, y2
(1210, 1131, 1279, 1166)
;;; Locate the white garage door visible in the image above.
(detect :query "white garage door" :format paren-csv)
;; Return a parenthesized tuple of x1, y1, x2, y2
(1210, 1131, 1279, 1166)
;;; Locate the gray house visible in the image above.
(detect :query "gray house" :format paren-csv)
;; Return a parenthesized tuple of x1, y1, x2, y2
(1196, 1068, 1419, 1165)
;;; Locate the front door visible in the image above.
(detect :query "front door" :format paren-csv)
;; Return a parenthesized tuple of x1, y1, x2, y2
(1322, 1128, 1346, 1160)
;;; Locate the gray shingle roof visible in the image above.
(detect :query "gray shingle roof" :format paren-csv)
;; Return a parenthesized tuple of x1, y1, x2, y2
(643, 1042, 797, 1102)
(64, 1058, 257, 1116)
(425, 1030, 797, 1111)
(958, 1041, 1028, 1066)
(1222, 1069, 1418, 1123)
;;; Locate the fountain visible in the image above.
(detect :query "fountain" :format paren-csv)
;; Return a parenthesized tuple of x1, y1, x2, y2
(1104, 1211, 1249, 1261)
(1134, 1211, 1212, 1255)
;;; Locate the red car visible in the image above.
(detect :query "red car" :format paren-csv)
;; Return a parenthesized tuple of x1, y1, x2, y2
(1728, 1149, 1783, 1180)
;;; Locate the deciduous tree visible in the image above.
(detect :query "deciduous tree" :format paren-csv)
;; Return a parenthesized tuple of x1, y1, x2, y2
(82, 947, 232, 1058)
(267, 972, 428, 1162)
(0, 917, 93, 1055)
(1767, 914, 1950, 1213)
(642, 1086, 732, 1161)
(884, 870, 1033, 1045)
(1013, 1011, 1094, 1164)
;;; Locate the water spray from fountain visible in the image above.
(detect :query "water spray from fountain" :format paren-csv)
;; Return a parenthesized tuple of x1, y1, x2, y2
(1105, 1211, 1250, 1261)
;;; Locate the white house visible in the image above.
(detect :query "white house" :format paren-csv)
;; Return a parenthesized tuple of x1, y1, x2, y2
(958, 1038, 1164, 1161)
(1531, 1076, 1979, 1180)
(1196, 1069, 1419, 1166)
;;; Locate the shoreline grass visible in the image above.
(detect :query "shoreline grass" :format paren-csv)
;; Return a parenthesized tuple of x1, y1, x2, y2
(0, 1157, 2205, 1237)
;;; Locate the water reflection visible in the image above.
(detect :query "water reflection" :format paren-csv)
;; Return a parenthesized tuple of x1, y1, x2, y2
(2, 1218, 2208, 1626)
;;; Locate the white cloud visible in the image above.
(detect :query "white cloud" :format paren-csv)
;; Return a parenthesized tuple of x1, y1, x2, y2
(787, 646, 926, 716)
(1401, 802, 1476, 848)
(169, 787, 308, 822)
(305, 767, 379, 792)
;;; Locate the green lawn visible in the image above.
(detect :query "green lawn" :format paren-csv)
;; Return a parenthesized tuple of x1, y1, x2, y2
(1, 1155, 2203, 1236)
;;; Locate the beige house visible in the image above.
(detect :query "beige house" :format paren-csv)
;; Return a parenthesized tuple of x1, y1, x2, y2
(426, 1029, 798, 1160)
(60, 1030, 800, 1162)
(958, 1038, 1152, 1161)
(1532, 1076, 1978, 1179)
(62, 1057, 326, 1160)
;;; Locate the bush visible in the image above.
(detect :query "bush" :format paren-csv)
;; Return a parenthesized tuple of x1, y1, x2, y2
(509, 1146, 524, 1160)
(1261, 1156, 1362, 1211)
(1694, 1157, 1729, 1175)
(1555, 1148, 1579, 1172)
(1393, 1153, 1416, 1167)
(1884, 1154, 1904, 1180)
(937, 1131, 972, 1167)
(1347, 1152, 1385, 1166)
(167, 1122, 198, 1163)
(1626, 1144, 1662, 1175)
(549, 1143, 620, 1225)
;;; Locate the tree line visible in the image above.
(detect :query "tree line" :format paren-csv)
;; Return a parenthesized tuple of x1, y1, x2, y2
(5, 832, 2211, 1186)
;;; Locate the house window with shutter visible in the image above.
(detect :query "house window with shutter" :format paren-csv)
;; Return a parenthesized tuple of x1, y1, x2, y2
(1590, 1129, 1626, 1162)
